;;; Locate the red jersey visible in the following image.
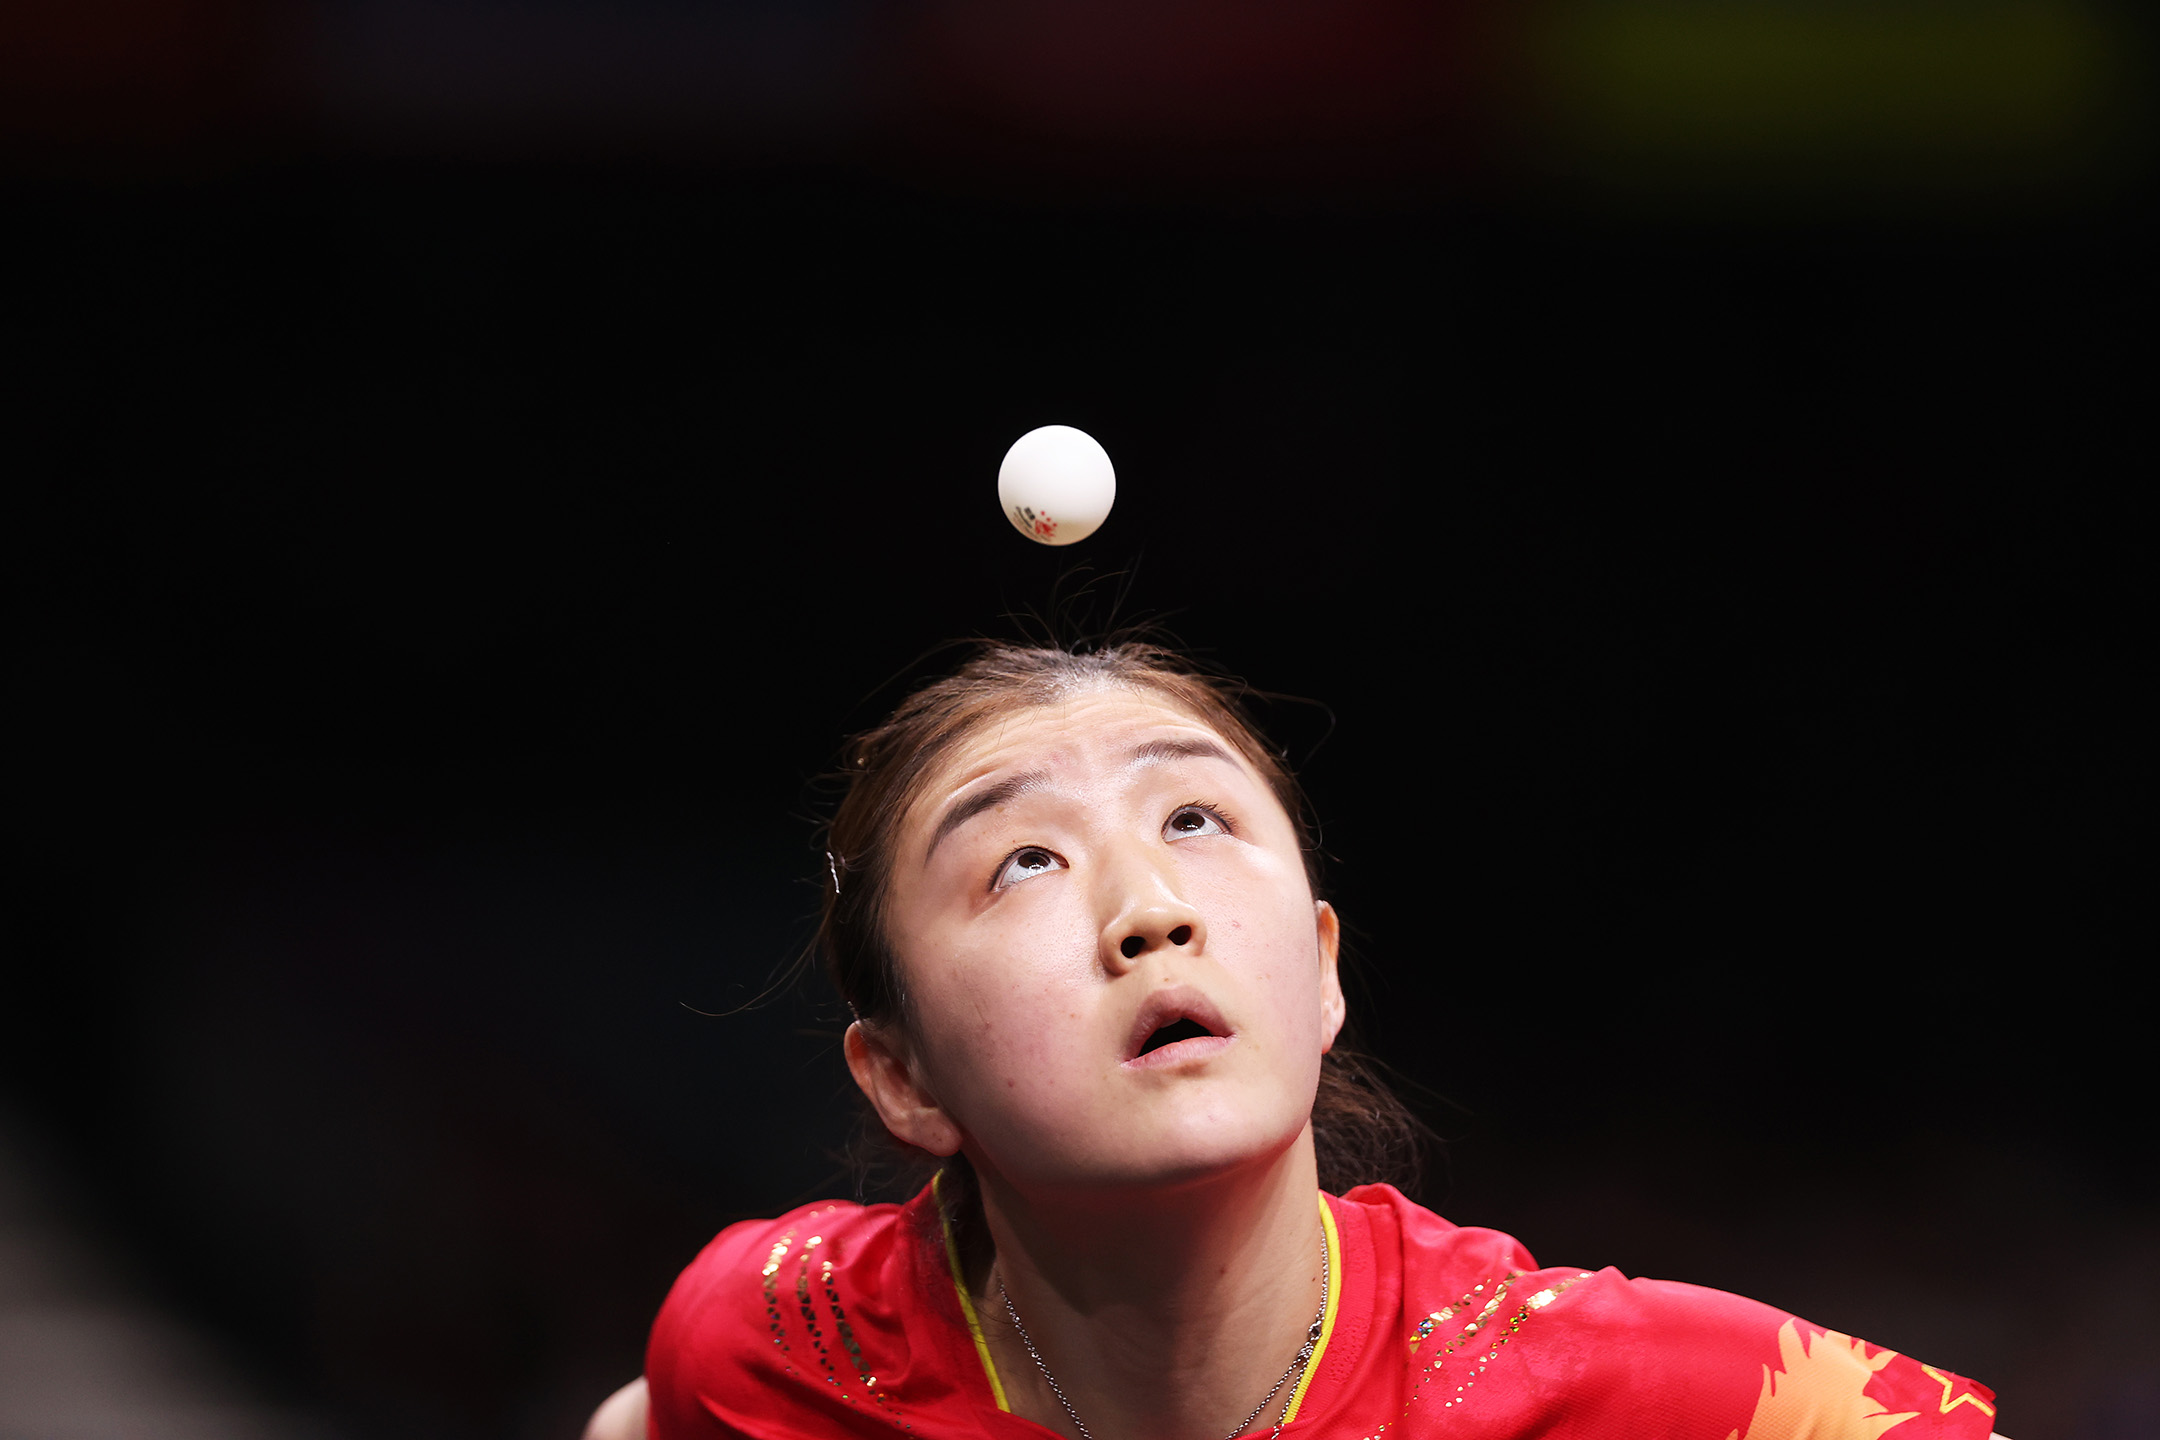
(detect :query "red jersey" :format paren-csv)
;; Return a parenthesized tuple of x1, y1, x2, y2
(647, 1182, 1998, 1440)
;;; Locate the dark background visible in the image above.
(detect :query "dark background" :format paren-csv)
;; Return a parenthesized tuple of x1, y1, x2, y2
(6, 4, 2155, 1438)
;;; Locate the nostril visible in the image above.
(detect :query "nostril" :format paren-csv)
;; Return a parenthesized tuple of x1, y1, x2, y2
(1168, 924, 1193, 946)
(1120, 935, 1145, 959)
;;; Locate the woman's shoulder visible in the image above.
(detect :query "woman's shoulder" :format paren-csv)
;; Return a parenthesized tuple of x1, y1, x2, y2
(648, 1193, 926, 1369)
(1321, 1184, 1999, 1439)
(657, 1196, 913, 1315)
(645, 1188, 982, 1440)
(1332, 1181, 1543, 1281)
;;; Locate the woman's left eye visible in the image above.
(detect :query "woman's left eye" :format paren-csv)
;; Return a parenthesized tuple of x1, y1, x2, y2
(1163, 805, 1228, 840)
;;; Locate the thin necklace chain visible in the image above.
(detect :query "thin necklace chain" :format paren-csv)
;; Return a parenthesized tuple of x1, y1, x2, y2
(997, 1223, 1329, 1440)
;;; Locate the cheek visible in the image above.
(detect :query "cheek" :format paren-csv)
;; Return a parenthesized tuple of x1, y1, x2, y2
(1202, 866, 1327, 1047)
(903, 901, 1106, 1121)
(1199, 852, 1316, 963)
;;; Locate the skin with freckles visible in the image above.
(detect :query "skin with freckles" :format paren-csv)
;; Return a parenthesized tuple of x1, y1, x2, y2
(841, 686, 1347, 1440)
(851, 688, 1344, 1196)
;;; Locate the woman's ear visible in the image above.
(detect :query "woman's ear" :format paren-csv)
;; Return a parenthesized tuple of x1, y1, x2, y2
(844, 1021, 964, 1157)
(1315, 901, 1346, 1054)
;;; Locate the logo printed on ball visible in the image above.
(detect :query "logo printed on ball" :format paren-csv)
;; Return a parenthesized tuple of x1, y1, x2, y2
(1010, 506, 1058, 541)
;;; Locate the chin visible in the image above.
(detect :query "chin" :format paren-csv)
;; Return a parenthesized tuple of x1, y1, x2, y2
(1097, 1104, 1311, 1193)
(972, 1077, 1320, 1197)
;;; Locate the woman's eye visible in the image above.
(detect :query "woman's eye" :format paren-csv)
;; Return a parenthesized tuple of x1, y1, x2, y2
(994, 847, 1066, 889)
(1164, 805, 1227, 840)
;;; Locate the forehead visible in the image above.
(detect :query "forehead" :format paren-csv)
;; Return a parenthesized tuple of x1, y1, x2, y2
(908, 687, 1247, 821)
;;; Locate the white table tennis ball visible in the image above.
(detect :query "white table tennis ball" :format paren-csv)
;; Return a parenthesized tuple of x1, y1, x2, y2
(998, 424, 1115, 546)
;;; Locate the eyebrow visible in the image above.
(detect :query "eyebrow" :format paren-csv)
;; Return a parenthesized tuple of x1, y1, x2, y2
(926, 769, 1051, 862)
(1127, 737, 1240, 768)
(923, 737, 1243, 864)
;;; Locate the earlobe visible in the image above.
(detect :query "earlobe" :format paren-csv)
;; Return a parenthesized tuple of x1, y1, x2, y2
(843, 1021, 965, 1158)
(1314, 901, 1347, 1053)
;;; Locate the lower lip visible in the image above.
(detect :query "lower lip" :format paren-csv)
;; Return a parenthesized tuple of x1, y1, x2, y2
(1123, 1034, 1235, 1070)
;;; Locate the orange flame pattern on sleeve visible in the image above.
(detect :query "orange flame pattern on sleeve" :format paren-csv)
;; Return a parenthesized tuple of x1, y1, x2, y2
(1725, 1321, 1922, 1440)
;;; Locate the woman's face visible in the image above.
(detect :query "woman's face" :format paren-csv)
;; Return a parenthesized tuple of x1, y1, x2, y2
(870, 686, 1344, 1199)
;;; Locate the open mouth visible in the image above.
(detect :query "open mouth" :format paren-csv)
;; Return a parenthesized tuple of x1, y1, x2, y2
(1124, 987, 1233, 1068)
(1138, 1016, 1216, 1055)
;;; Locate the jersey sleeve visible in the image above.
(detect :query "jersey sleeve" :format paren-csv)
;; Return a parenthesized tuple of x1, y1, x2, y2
(1529, 1271, 2001, 1440)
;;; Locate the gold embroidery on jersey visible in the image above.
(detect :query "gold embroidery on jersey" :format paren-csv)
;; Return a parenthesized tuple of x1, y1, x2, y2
(822, 1255, 914, 1430)
(762, 1229, 798, 1371)
(753, 1210, 913, 1430)
(1359, 1269, 1594, 1438)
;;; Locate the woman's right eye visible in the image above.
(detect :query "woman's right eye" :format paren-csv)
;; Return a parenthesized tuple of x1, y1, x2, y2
(993, 847, 1066, 890)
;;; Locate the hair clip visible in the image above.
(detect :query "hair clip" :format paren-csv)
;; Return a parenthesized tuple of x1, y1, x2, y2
(827, 850, 844, 897)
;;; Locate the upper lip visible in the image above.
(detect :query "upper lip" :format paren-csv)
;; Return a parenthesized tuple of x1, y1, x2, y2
(1125, 985, 1233, 1061)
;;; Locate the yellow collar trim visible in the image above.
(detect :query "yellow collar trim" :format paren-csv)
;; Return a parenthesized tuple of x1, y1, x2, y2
(935, 1171, 1012, 1412)
(936, 1182, 1340, 1427)
(1279, 1191, 1342, 1427)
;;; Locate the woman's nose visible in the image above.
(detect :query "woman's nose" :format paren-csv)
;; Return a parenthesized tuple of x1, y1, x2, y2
(1100, 868, 1206, 973)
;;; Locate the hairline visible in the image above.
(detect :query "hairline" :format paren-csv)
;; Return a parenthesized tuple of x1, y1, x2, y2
(907, 673, 1257, 843)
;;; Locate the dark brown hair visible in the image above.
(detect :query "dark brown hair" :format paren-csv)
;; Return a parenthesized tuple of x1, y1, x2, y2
(817, 641, 1427, 1210)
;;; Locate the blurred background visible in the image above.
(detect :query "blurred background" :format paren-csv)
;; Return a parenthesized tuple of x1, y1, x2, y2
(5, 2, 2154, 1438)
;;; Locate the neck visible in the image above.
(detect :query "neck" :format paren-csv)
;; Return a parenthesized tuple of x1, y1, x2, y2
(964, 1130, 1327, 1440)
